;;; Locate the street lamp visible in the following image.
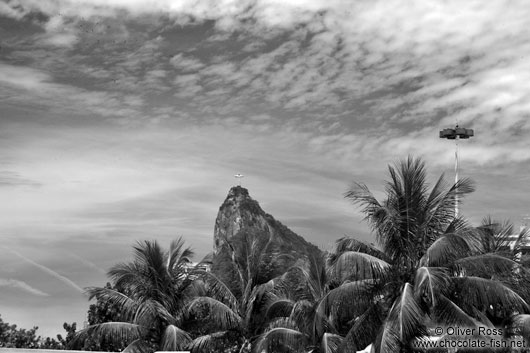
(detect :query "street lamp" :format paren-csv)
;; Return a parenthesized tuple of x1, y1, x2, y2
(439, 125, 474, 218)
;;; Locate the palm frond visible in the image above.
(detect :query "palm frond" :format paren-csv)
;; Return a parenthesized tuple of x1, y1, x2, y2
(107, 262, 150, 295)
(271, 263, 325, 303)
(241, 276, 255, 320)
(321, 332, 343, 353)
(121, 339, 150, 353)
(504, 314, 530, 341)
(313, 311, 338, 342)
(188, 331, 229, 353)
(306, 253, 330, 301)
(133, 240, 166, 285)
(314, 280, 374, 338)
(160, 324, 191, 351)
(265, 298, 296, 320)
(255, 327, 306, 353)
(513, 226, 530, 256)
(248, 233, 274, 281)
(339, 303, 384, 353)
(85, 287, 139, 322)
(316, 280, 375, 321)
(420, 233, 475, 267)
(167, 237, 194, 276)
(217, 235, 247, 295)
(289, 299, 315, 332)
(452, 276, 529, 313)
(454, 254, 520, 278)
(426, 176, 475, 232)
(131, 299, 167, 327)
(182, 277, 207, 298)
(477, 216, 515, 253)
(264, 317, 300, 331)
(413, 267, 450, 307)
(431, 294, 481, 328)
(470, 306, 495, 328)
(392, 283, 427, 340)
(379, 283, 427, 352)
(242, 279, 274, 326)
(70, 322, 143, 349)
(133, 239, 163, 262)
(331, 237, 389, 262)
(329, 251, 390, 282)
(185, 296, 242, 330)
(424, 173, 451, 219)
(344, 182, 383, 222)
(375, 321, 400, 353)
(193, 270, 238, 311)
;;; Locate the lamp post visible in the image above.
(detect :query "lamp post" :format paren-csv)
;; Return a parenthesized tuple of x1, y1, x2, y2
(439, 125, 474, 218)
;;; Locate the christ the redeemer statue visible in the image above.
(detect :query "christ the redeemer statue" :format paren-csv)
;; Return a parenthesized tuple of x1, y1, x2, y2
(234, 173, 244, 186)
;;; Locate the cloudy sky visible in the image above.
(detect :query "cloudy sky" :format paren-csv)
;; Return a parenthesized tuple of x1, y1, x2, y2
(2, 0, 530, 338)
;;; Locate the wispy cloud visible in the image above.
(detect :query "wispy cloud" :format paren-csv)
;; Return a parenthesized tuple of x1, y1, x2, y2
(0, 278, 49, 296)
(0, 62, 147, 123)
(3, 247, 84, 293)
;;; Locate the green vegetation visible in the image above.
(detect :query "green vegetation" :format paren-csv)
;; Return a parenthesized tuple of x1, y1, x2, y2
(4, 156, 530, 353)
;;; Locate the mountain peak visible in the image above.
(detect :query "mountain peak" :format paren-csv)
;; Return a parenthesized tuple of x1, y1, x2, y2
(227, 185, 249, 198)
(214, 186, 262, 252)
(213, 186, 321, 272)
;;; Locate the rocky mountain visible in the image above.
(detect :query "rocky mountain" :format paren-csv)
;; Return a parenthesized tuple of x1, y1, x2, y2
(212, 186, 322, 282)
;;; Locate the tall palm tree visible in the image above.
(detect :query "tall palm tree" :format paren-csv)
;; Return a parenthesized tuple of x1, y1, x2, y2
(334, 157, 530, 353)
(70, 238, 195, 352)
(345, 156, 474, 279)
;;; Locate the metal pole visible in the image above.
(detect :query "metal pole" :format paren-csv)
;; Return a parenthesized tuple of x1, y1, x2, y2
(455, 135, 459, 218)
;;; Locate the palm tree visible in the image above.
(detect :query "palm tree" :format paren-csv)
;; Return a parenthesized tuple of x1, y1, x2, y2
(70, 237, 195, 352)
(184, 231, 278, 352)
(254, 252, 363, 353)
(476, 216, 530, 259)
(333, 157, 530, 353)
(477, 217, 530, 344)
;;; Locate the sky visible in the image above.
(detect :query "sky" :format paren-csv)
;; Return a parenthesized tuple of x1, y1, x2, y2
(1, 0, 530, 339)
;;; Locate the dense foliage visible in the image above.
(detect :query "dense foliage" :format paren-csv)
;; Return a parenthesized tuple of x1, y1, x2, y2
(0, 314, 76, 349)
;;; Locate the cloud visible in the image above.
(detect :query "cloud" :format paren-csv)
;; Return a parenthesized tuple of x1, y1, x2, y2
(3, 0, 529, 158)
(3, 247, 84, 293)
(3, 0, 530, 166)
(0, 64, 51, 90)
(0, 2, 26, 19)
(170, 54, 205, 73)
(0, 278, 49, 296)
(0, 62, 147, 123)
(42, 32, 79, 47)
(40, 14, 80, 47)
